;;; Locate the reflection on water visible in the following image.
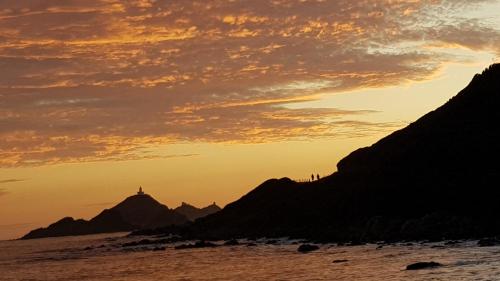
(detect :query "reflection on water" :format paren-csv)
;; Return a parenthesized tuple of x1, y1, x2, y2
(1, 233, 500, 281)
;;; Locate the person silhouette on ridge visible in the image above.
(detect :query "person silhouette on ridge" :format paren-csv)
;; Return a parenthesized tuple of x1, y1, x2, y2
(316, 174, 320, 181)
(311, 174, 314, 182)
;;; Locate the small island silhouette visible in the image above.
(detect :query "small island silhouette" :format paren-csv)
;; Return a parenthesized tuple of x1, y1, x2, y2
(22, 187, 221, 240)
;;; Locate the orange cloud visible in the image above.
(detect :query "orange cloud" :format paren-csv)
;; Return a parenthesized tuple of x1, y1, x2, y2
(0, 0, 498, 167)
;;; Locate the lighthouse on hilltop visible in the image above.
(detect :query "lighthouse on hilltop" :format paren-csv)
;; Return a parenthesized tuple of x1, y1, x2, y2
(137, 186, 145, 195)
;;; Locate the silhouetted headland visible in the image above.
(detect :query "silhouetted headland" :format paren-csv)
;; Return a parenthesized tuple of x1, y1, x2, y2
(174, 202, 221, 221)
(139, 64, 500, 243)
(21, 187, 221, 239)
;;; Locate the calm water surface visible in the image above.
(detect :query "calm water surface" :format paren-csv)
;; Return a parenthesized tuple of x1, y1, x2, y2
(1, 233, 500, 280)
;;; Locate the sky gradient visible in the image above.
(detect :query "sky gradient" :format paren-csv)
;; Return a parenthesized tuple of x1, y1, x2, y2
(1, 0, 500, 240)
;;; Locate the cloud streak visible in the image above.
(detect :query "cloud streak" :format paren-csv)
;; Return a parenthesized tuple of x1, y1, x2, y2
(0, 179, 25, 184)
(0, 0, 498, 167)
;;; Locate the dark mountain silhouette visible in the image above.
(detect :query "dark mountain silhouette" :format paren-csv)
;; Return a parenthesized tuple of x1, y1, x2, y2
(171, 64, 500, 242)
(22, 188, 190, 239)
(174, 202, 222, 221)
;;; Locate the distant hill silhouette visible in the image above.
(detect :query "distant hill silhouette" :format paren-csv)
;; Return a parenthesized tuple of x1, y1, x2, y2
(174, 202, 221, 221)
(22, 189, 220, 239)
(172, 64, 500, 242)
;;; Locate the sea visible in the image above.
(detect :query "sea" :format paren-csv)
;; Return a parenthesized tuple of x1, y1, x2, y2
(1, 233, 500, 281)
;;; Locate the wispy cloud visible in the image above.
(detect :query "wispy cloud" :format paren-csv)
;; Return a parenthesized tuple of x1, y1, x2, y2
(0, 179, 26, 184)
(0, 0, 498, 167)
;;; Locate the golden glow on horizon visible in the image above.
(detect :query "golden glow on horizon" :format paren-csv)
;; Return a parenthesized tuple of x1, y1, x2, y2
(0, 0, 500, 239)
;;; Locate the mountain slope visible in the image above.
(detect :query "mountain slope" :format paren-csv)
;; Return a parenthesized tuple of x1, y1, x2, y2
(186, 64, 500, 241)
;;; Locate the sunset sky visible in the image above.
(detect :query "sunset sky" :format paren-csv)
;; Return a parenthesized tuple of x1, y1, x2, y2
(1, 0, 499, 240)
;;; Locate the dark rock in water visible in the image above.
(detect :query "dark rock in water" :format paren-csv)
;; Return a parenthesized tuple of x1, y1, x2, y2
(121, 238, 169, 247)
(105, 237, 119, 242)
(265, 240, 278, 245)
(430, 245, 445, 249)
(224, 239, 239, 246)
(122, 239, 152, 247)
(332, 259, 348, 264)
(297, 244, 319, 253)
(477, 238, 500, 247)
(376, 245, 383, 250)
(347, 241, 366, 246)
(444, 240, 460, 246)
(406, 262, 442, 270)
(152, 246, 166, 251)
(246, 243, 257, 247)
(175, 240, 217, 250)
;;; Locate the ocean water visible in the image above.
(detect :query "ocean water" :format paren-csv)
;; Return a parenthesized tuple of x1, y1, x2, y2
(1, 233, 500, 281)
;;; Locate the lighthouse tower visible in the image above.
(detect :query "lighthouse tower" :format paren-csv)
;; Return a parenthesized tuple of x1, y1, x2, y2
(137, 186, 145, 195)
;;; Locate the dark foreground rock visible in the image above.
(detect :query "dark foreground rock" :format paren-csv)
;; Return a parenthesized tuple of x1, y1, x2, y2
(477, 238, 500, 247)
(174, 241, 218, 250)
(224, 239, 239, 246)
(406, 262, 442, 270)
(122, 238, 171, 248)
(297, 244, 319, 253)
(332, 259, 348, 264)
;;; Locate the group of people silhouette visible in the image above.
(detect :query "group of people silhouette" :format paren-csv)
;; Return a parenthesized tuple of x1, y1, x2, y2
(296, 174, 321, 183)
(311, 174, 320, 181)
